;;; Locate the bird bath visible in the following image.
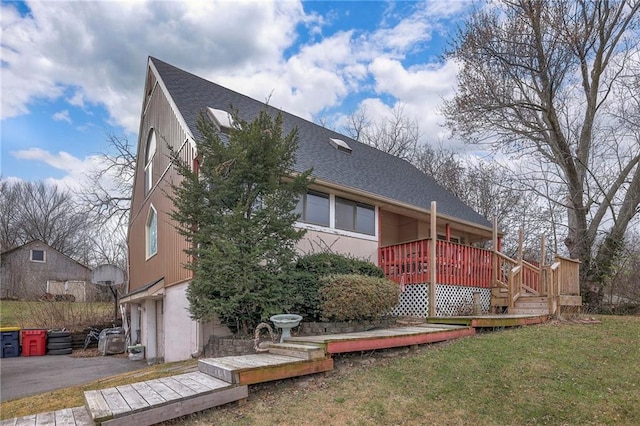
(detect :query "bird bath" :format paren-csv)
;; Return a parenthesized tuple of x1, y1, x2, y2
(270, 314, 303, 343)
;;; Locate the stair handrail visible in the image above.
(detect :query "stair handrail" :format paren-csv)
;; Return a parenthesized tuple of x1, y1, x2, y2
(508, 265, 522, 309)
(547, 261, 561, 316)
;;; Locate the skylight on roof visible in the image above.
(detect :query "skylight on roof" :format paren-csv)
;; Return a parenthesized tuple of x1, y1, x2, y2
(207, 107, 234, 131)
(329, 137, 352, 154)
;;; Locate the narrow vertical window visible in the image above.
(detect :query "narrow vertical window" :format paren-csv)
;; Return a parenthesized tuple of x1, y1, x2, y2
(144, 129, 157, 195)
(146, 205, 158, 258)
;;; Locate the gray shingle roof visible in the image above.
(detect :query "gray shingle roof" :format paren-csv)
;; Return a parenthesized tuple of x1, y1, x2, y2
(150, 57, 491, 229)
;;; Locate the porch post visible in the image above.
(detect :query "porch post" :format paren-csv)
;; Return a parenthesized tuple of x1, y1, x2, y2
(429, 201, 437, 317)
(518, 227, 524, 296)
(540, 235, 546, 295)
(492, 217, 498, 287)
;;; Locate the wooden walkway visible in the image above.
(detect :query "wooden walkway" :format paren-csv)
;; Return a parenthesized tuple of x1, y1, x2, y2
(286, 323, 475, 354)
(0, 407, 91, 426)
(427, 314, 549, 328)
(1, 315, 547, 425)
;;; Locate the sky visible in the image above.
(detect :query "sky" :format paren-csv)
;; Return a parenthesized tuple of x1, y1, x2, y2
(1, 0, 475, 189)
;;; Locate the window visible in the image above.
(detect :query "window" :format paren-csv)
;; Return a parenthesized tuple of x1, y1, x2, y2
(335, 197, 375, 235)
(144, 129, 157, 195)
(30, 249, 46, 262)
(146, 205, 158, 258)
(295, 191, 329, 226)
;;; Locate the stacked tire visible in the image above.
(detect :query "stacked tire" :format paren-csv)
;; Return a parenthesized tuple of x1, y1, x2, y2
(47, 330, 73, 355)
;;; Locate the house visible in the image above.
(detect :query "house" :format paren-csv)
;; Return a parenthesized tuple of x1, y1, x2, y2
(122, 57, 580, 363)
(0, 240, 93, 301)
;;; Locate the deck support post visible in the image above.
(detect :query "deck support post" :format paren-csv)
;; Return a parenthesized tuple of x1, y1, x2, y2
(540, 235, 546, 295)
(492, 217, 498, 288)
(429, 201, 437, 317)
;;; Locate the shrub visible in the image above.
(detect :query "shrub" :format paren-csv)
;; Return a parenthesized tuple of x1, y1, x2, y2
(319, 274, 400, 321)
(295, 253, 384, 278)
(289, 253, 386, 321)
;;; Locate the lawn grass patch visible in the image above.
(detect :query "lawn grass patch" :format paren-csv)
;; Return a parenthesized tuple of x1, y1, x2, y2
(0, 300, 112, 330)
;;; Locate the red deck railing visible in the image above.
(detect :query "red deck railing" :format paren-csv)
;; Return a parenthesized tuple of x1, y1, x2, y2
(378, 239, 492, 288)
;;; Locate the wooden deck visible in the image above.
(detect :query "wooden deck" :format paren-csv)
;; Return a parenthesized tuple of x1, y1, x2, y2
(285, 324, 476, 354)
(198, 353, 334, 385)
(85, 371, 248, 426)
(427, 314, 549, 328)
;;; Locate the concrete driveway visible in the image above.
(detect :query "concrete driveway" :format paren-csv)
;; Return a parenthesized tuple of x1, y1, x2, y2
(0, 354, 147, 402)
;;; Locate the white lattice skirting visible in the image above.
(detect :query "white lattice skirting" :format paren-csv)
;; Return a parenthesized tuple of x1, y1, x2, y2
(392, 284, 491, 317)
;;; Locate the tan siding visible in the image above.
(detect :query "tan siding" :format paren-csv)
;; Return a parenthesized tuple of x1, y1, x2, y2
(129, 80, 194, 293)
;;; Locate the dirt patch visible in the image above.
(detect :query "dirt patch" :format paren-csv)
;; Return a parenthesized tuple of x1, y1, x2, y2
(69, 348, 129, 359)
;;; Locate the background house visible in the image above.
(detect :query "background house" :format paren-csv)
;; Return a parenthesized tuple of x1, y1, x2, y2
(123, 57, 499, 363)
(0, 240, 93, 301)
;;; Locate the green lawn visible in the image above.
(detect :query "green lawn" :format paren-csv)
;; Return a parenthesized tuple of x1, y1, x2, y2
(0, 300, 113, 330)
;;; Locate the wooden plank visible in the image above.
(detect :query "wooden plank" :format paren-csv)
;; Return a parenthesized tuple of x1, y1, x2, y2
(116, 384, 150, 412)
(172, 374, 213, 394)
(238, 357, 334, 385)
(54, 408, 76, 426)
(326, 327, 476, 354)
(84, 389, 113, 423)
(14, 415, 35, 426)
(180, 372, 232, 391)
(71, 406, 92, 426)
(130, 381, 167, 406)
(33, 412, 55, 425)
(198, 359, 235, 383)
(268, 346, 326, 360)
(101, 387, 131, 417)
(0, 419, 17, 426)
(101, 385, 248, 426)
(158, 376, 198, 398)
(144, 378, 182, 402)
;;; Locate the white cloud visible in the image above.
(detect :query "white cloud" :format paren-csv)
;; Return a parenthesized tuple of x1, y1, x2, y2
(11, 148, 102, 190)
(1, 0, 467, 153)
(1, 1, 306, 132)
(52, 109, 71, 124)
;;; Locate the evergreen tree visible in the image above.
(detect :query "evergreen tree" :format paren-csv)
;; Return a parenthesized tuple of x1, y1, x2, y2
(170, 109, 312, 334)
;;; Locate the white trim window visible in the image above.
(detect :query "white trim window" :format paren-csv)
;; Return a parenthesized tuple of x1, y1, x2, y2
(295, 191, 330, 227)
(295, 191, 377, 239)
(335, 197, 375, 236)
(30, 249, 46, 262)
(146, 205, 158, 259)
(144, 129, 157, 195)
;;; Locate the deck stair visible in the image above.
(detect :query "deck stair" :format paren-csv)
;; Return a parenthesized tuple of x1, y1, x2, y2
(510, 296, 550, 315)
(267, 342, 327, 360)
(198, 353, 334, 386)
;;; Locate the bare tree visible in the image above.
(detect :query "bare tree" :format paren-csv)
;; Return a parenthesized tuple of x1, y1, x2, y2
(443, 0, 640, 307)
(347, 104, 421, 162)
(0, 180, 24, 252)
(0, 181, 92, 260)
(413, 143, 467, 199)
(77, 133, 135, 230)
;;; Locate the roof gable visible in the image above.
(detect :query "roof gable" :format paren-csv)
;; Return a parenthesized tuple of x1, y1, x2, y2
(1, 240, 91, 271)
(149, 57, 491, 229)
